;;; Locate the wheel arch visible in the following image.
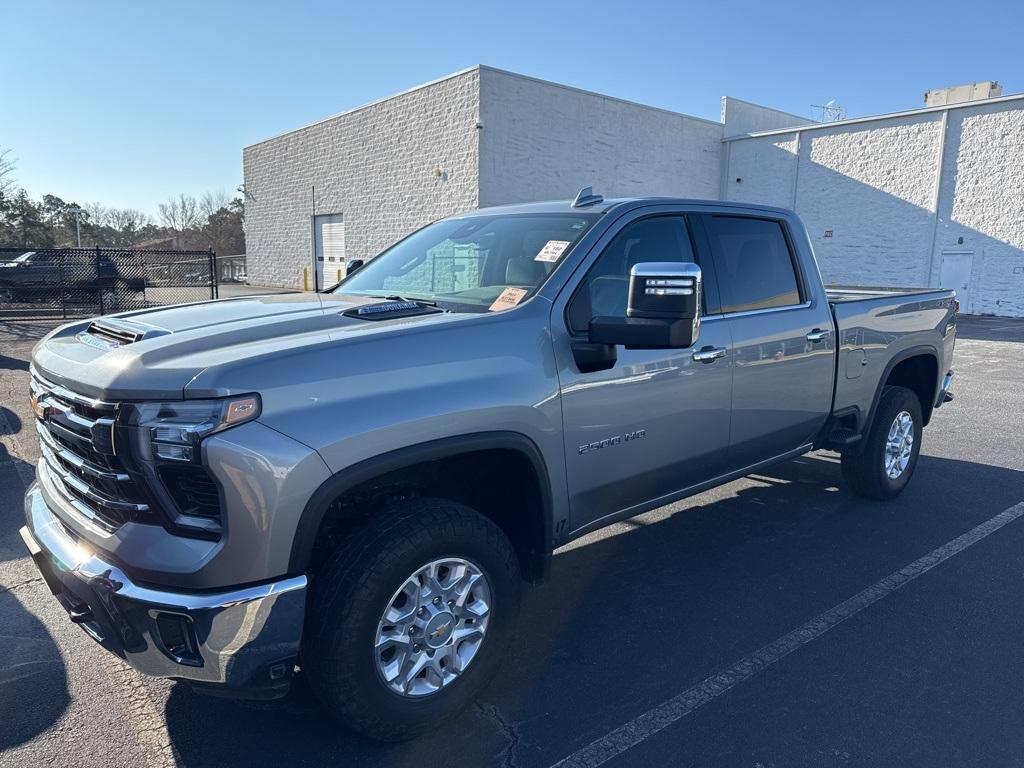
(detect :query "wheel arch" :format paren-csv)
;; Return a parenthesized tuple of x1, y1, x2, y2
(290, 431, 555, 583)
(865, 346, 940, 434)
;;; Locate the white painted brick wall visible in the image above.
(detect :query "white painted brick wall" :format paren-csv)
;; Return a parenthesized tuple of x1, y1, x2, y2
(478, 68, 722, 206)
(727, 100, 1024, 317)
(720, 97, 815, 138)
(795, 116, 943, 288)
(724, 134, 799, 208)
(243, 65, 1023, 316)
(242, 70, 481, 289)
(932, 103, 1024, 316)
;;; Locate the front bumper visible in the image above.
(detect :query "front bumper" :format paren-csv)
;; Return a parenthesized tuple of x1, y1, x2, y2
(20, 482, 307, 698)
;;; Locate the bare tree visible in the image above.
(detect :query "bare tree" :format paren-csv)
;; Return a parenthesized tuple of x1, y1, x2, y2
(158, 193, 201, 232)
(0, 148, 16, 195)
(83, 201, 110, 227)
(107, 208, 152, 232)
(199, 190, 231, 219)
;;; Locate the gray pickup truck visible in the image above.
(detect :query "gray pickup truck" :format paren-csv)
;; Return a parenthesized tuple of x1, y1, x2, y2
(20, 191, 956, 740)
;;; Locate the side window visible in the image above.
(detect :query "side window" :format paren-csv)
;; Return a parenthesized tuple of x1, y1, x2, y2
(568, 216, 703, 333)
(703, 216, 802, 313)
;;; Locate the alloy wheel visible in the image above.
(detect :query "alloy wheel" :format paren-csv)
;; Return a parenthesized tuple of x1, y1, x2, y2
(884, 410, 915, 479)
(373, 557, 491, 697)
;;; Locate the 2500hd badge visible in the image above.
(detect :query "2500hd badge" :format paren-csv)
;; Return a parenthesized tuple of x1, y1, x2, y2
(578, 429, 647, 455)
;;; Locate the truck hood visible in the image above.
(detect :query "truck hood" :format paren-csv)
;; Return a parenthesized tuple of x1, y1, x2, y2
(31, 291, 480, 401)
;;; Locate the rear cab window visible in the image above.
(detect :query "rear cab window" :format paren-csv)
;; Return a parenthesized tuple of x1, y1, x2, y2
(700, 215, 803, 314)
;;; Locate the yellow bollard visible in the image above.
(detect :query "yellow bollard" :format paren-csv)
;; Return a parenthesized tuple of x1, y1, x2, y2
(336, 269, 342, 283)
(303, 267, 309, 292)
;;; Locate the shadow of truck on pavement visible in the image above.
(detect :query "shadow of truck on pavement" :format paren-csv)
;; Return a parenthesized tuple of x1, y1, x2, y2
(158, 452, 1024, 768)
(0, 441, 69, 751)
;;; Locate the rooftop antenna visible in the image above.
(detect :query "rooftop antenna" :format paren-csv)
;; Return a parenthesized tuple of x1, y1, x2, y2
(572, 186, 604, 208)
(810, 99, 847, 122)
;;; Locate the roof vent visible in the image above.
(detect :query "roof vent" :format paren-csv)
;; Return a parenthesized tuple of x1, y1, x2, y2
(572, 186, 604, 208)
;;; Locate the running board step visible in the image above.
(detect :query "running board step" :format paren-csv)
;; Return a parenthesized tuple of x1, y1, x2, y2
(826, 428, 862, 447)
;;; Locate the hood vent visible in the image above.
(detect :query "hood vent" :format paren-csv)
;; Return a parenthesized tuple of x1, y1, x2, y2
(342, 301, 443, 321)
(79, 318, 167, 349)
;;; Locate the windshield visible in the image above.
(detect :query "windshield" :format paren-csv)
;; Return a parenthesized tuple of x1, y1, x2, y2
(334, 213, 598, 312)
(0, 251, 34, 266)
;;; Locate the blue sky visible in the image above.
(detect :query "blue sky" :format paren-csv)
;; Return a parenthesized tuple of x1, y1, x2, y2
(3, 0, 1020, 216)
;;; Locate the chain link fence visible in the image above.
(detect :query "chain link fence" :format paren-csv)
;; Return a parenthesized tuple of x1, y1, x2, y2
(0, 247, 218, 319)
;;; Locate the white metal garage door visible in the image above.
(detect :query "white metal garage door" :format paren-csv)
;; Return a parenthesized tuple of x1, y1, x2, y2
(314, 214, 346, 289)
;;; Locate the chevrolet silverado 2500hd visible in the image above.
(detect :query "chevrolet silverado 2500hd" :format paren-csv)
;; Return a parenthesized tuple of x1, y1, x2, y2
(20, 191, 956, 739)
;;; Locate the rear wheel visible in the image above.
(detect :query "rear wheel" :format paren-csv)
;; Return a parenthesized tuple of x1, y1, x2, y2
(302, 498, 521, 741)
(841, 385, 923, 499)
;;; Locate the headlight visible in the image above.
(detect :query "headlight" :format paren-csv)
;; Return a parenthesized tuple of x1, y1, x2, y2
(129, 395, 261, 463)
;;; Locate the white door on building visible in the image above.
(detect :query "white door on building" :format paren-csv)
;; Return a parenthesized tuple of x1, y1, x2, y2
(939, 251, 973, 313)
(314, 214, 346, 290)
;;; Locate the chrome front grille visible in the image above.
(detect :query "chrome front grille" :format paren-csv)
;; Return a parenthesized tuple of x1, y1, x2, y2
(31, 368, 148, 531)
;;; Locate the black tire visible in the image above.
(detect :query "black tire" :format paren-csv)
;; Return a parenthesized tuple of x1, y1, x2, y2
(841, 385, 923, 500)
(302, 497, 521, 741)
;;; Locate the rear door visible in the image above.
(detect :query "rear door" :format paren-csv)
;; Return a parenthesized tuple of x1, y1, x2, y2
(695, 213, 835, 469)
(553, 209, 734, 535)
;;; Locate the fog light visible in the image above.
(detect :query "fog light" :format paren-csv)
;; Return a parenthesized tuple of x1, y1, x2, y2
(154, 443, 193, 462)
(155, 612, 202, 666)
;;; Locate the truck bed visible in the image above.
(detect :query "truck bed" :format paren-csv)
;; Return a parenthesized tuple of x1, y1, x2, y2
(827, 285, 957, 431)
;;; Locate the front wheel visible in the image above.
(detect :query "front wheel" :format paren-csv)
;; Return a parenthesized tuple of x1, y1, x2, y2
(302, 498, 521, 741)
(841, 385, 923, 499)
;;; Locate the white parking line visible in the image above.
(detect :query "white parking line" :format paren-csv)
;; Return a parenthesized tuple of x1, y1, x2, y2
(551, 501, 1024, 768)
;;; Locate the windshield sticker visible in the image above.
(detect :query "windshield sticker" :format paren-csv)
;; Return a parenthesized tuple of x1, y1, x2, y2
(489, 287, 528, 312)
(534, 240, 571, 263)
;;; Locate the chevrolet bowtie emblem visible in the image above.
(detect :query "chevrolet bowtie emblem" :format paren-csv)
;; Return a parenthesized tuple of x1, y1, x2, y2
(430, 622, 451, 639)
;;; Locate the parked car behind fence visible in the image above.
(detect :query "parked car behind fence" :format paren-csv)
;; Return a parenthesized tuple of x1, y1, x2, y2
(0, 246, 219, 319)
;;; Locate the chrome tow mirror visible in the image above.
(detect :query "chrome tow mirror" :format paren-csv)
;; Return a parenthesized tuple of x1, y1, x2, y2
(589, 262, 702, 349)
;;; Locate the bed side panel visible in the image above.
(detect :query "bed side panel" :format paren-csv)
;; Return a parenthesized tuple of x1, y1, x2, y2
(831, 291, 955, 430)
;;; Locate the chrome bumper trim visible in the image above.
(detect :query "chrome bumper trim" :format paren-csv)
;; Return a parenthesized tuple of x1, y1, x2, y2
(935, 370, 954, 407)
(22, 482, 306, 692)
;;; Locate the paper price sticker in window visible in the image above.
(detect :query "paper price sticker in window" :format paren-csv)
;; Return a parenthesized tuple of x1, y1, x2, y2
(534, 240, 571, 263)
(489, 287, 528, 312)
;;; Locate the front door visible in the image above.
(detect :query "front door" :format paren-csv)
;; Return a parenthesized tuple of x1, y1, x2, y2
(939, 251, 973, 313)
(554, 213, 734, 535)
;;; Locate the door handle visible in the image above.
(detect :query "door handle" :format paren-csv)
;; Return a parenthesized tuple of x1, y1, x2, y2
(692, 346, 727, 363)
(806, 328, 831, 343)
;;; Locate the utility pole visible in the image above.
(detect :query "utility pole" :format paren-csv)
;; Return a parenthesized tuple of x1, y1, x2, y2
(68, 206, 83, 247)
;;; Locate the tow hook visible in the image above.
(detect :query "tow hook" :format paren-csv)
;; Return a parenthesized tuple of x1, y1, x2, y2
(68, 602, 94, 623)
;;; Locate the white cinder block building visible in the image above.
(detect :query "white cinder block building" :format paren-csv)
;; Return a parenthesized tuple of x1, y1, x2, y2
(243, 67, 1024, 317)
(723, 92, 1024, 317)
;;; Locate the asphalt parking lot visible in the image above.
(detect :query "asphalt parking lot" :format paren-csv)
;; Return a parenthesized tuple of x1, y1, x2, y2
(1, 314, 1022, 768)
